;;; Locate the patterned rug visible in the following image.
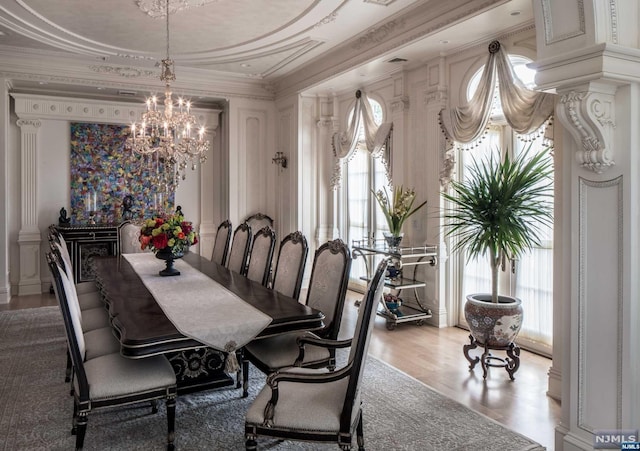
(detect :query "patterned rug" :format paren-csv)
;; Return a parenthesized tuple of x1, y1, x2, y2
(0, 307, 545, 450)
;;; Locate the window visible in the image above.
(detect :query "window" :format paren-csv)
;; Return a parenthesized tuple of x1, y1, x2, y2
(456, 56, 554, 356)
(343, 98, 387, 287)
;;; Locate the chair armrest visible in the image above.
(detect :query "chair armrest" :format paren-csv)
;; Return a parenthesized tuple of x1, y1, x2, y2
(294, 333, 352, 366)
(296, 334, 352, 350)
(262, 363, 353, 427)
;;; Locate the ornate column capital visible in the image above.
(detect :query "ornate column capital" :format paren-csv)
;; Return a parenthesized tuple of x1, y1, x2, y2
(424, 89, 448, 106)
(16, 119, 41, 130)
(556, 84, 616, 174)
(391, 96, 409, 113)
(316, 118, 339, 131)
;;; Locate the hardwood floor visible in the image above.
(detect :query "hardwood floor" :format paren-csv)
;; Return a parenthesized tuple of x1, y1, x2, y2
(1, 289, 560, 450)
(339, 291, 560, 450)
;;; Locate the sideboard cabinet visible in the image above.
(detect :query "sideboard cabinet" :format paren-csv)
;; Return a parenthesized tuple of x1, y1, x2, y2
(55, 224, 119, 282)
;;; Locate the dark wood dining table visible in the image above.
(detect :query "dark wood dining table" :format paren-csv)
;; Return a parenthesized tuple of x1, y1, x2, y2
(91, 252, 324, 393)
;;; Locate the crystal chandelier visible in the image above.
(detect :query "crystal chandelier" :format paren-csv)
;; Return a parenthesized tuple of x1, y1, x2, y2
(126, 0, 209, 194)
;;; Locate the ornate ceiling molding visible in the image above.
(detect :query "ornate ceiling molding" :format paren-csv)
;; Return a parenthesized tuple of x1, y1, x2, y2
(556, 87, 616, 174)
(352, 19, 406, 50)
(89, 65, 157, 79)
(363, 0, 398, 5)
(136, 0, 220, 18)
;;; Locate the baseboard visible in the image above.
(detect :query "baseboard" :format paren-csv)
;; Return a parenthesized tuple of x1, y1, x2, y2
(547, 365, 562, 401)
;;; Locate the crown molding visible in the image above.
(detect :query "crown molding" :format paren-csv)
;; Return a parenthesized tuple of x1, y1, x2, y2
(274, 0, 506, 97)
(10, 93, 221, 128)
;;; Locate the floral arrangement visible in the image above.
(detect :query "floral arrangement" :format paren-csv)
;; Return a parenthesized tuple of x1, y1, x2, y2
(139, 212, 198, 255)
(373, 185, 427, 237)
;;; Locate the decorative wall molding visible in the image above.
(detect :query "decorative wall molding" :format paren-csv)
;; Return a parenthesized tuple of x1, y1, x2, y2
(16, 117, 42, 295)
(11, 93, 220, 128)
(541, 0, 586, 45)
(390, 96, 409, 113)
(608, 0, 619, 44)
(577, 176, 624, 431)
(556, 88, 616, 174)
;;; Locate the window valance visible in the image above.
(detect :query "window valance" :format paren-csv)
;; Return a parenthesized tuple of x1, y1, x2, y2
(439, 41, 555, 146)
(331, 90, 393, 189)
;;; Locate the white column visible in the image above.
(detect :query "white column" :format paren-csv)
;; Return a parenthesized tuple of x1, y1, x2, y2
(0, 80, 10, 303)
(16, 119, 42, 295)
(533, 2, 640, 448)
(315, 94, 340, 244)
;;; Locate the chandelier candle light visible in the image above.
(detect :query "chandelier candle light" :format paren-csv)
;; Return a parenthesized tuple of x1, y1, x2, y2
(126, 0, 209, 197)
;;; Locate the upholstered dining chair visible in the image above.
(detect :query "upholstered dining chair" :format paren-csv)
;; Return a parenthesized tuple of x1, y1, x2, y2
(117, 220, 148, 254)
(244, 259, 387, 451)
(211, 219, 232, 266)
(47, 250, 120, 384)
(244, 212, 274, 231)
(227, 222, 253, 275)
(245, 226, 276, 286)
(270, 231, 309, 300)
(242, 239, 351, 397)
(48, 227, 101, 300)
(48, 236, 104, 312)
(47, 253, 178, 451)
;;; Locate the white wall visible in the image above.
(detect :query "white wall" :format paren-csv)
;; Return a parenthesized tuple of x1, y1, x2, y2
(7, 94, 219, 293)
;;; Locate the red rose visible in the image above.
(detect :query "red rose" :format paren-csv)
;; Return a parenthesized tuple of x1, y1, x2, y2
(152, 233, 168, 250)
(155, 218, 164, 226)
(139, 235, 151, 250)
(192, 235, 198, 245)
(181, 222, 192, 234)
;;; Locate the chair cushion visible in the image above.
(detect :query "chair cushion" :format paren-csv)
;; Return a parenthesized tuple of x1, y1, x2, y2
(245, 332, 330, 371)
(84, 327, 122, 361)
(81, 353, 176, 401)
(81, 307, 111, 332)
(78, 290, 103, 310)
(246, 369, 349, 432)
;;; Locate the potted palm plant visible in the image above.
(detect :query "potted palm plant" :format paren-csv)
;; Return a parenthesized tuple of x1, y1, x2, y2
(442, 146, 553, 347)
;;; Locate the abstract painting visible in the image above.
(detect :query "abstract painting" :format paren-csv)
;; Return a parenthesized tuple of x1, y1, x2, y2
(69, 122, 174, 224)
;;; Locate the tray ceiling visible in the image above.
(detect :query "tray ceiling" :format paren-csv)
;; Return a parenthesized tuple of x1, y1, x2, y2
(0, 0, 534, 99)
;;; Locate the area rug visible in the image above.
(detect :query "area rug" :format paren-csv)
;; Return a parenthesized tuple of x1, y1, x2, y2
(0, 307, 545, 450)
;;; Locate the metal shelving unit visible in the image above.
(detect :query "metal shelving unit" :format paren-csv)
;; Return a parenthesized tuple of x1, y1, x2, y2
(352, 238, 437, 330)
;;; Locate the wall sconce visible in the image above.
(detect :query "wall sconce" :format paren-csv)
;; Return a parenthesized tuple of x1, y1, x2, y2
(272, 151, 288, 169)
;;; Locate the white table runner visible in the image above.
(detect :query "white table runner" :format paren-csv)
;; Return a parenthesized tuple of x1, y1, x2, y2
(123, 253, 271, 354)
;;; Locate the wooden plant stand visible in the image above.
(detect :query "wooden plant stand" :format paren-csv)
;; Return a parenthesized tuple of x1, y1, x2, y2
(463, 334, 521, 381)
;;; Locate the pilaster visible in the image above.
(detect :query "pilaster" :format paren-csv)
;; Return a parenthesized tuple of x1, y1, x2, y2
(533, 2, 640, 447)
(315, 102, 340, 244)
(0, 79, 10, 303)
(16, 118, 42, 295)
(422, 56, 448, 327)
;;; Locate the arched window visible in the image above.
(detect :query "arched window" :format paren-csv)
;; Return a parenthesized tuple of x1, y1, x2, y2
(456, 56, 554, 356)
(343, 97, 388, 287)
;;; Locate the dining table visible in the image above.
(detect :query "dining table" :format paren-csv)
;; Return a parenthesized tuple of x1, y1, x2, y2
(91, 252, 324, 393)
